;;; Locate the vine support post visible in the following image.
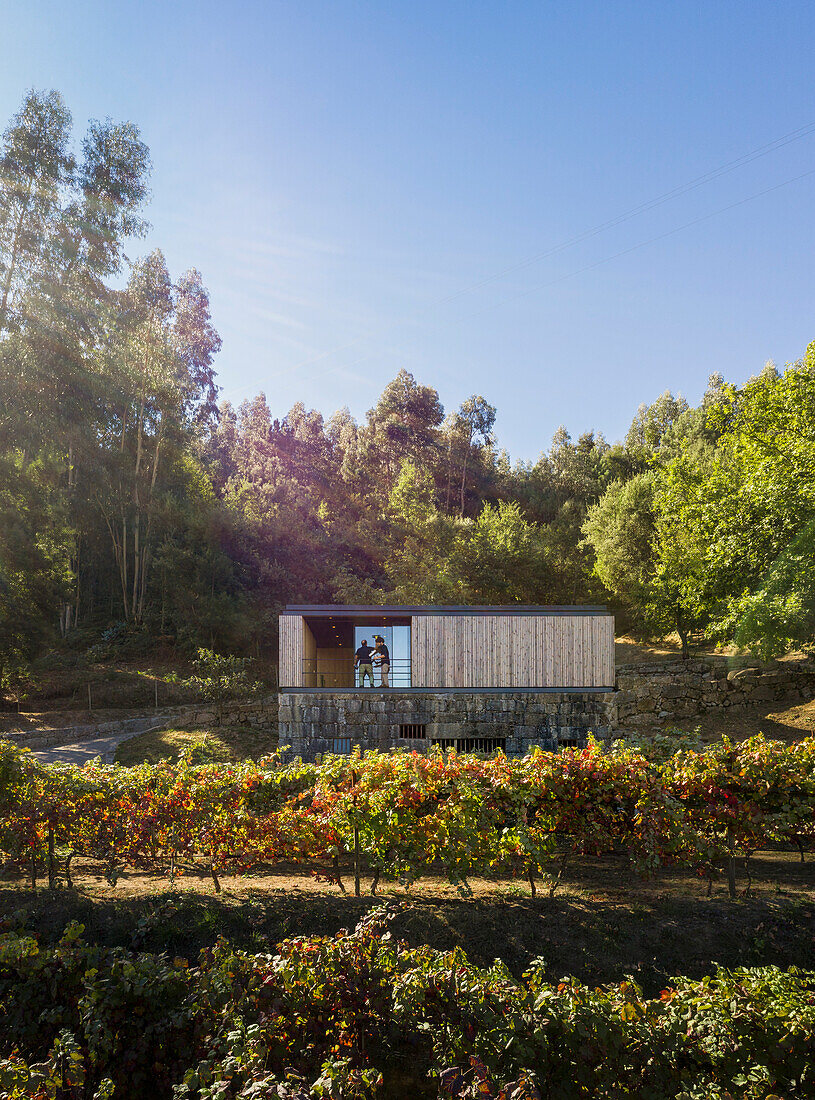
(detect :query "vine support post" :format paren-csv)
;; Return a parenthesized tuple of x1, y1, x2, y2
(549, 846, 571, 899)
(726, 825, 737, 899)
(332, 854, 346, 894)
(743, 849, 753, 897)
(47, 827, 56, 890)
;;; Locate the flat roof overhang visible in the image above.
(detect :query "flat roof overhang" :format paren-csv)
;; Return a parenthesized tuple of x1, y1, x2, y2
(286, 604, 611, 616)
(279, 686, 615, 694)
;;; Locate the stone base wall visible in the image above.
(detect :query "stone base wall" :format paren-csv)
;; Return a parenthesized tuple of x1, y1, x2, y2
(616, 658, 815, 728)
(278, 691, 617, 761)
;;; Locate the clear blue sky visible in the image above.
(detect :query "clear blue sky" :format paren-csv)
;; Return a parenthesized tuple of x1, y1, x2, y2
(3, 1, 815, 460)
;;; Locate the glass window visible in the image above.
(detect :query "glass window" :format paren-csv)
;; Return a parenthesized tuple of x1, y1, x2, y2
(353, 624, 411, 687)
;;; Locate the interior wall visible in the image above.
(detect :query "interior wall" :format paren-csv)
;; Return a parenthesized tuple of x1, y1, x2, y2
(315, 646, 354, 688)
(303, 620, 317, 686)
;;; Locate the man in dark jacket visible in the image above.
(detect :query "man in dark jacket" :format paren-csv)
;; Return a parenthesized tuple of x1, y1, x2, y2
(373, 635, 390, 688)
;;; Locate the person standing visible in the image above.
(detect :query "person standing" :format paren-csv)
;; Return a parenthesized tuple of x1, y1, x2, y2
(373, 635, 390, 688)
(354, 638, 374, 687)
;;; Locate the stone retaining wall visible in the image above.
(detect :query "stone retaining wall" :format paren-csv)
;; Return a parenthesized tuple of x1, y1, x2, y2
(616, 658, 815, 728)
(6, 713, 178, 752)
(279, 691, 617, 761)
(179, 696, 279, 733)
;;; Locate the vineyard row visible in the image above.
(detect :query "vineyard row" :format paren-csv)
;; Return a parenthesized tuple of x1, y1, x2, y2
(1, 735, 814, 897)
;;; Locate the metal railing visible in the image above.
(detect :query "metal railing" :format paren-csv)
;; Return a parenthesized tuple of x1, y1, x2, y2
(301, 657, 412, 688)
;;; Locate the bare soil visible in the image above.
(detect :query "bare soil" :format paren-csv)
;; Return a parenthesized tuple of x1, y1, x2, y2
(3, 850, 812, 995)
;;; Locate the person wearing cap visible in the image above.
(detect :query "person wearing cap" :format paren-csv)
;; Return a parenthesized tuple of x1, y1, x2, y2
(373, 635, 390, 687)
(354, 638, 374, 687)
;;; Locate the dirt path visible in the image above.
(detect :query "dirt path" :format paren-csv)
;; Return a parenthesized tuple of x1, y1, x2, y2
(29, 716, 173, 765)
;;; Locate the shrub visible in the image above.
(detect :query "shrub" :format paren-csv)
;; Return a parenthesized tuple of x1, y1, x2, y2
(0, 911, 813, 1099)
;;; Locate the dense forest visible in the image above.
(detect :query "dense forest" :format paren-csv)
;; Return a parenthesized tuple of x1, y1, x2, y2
(1, 89, 814, 688)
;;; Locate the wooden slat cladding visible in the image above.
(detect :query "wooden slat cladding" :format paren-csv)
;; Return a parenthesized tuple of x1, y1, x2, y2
(278, 614, 303, 687)
(411, 612, 613, 688)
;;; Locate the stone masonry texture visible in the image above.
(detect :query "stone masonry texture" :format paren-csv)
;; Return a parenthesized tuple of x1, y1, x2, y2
(615, 657, 815, 727)
(278, 691, 617, 761)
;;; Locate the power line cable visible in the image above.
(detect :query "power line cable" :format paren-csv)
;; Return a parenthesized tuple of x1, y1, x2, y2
(270, 121, 815, 381)
(458, 167, 815, 318)
(293, 165, 815, 389)
(434, 121, 815, 307)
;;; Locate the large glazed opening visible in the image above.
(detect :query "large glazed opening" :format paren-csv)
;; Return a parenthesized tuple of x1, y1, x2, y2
(301, 614, 411, 687)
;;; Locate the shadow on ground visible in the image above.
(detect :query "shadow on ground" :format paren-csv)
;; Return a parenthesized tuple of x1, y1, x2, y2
(2, 855, 813, 997)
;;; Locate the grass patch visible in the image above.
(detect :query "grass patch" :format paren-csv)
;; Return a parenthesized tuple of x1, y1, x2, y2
(114, 725, 276, 765)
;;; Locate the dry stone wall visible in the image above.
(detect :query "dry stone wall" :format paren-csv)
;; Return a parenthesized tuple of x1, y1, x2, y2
(616, 658, 815, 728)
(179, 695, 279, 733)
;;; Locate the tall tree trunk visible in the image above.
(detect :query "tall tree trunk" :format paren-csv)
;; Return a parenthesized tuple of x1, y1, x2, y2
(59, 447, 80, 635)
(675, 607, 690, 660)
(120, 508, 130, 619)
(459, 435, 472, 517)
(73, 535, 81, 627)
(131, 392, 145, 621)
(445, 434, 453, 513)
(136, 422, 163, 622)
(0, 160, 38, 332)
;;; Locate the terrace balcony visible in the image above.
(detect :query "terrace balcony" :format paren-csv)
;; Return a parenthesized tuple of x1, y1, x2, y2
(278, 604, 617, 760)
(302, 656, 412, 689)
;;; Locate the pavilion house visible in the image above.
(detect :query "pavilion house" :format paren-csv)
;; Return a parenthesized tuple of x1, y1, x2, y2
(278, 605, 618, 760)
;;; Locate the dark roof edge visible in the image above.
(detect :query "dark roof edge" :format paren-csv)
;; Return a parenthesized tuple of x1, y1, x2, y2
(284, 604, 611, 615)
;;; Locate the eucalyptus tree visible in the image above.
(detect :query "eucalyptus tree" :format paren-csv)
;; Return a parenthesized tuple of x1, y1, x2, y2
(96, 251, 220, 623)
(0, 90, 150, 448)
(0, 90, 151, 646)
(0, 89, 73, 336)
(366, 368, 445, 486)
(456, 394, 496, 516)
(624, 390, 689, 456)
